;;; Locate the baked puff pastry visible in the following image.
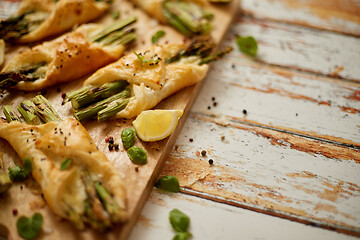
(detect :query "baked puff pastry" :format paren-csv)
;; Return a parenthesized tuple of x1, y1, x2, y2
(0, 17, 136, 91)
(83, 42, 209, 119)
(0, 0, 110, 42)
(0, 118, 126, 229)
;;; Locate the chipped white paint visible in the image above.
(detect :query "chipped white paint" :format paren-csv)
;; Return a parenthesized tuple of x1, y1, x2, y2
(131, 190, 359, 240)
(192, 59, 360, 143)
(166, 114, 360, 231)
(225, 18, 360, 81)
(240, 0, 360, 36)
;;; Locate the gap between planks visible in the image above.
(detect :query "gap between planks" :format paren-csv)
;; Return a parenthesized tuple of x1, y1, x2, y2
(239, 12, 360, 38)
(228, 15, 360, 84)
(179, 188, 360, 238)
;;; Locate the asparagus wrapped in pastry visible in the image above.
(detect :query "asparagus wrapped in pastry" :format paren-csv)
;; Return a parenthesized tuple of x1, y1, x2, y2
(132, 0, 213, 36)
(0, 16, 137, 92)
(0, 0, 111, 43)
(66, 36, 232, 121)
(0, 97, 126, 230)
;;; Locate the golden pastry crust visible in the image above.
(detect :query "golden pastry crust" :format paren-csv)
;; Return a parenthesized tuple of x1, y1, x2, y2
(2, 24, 125, 91)
(0, 118, 126, 228)
(84, 43, 208, 118)
(15, 0, 109, 43)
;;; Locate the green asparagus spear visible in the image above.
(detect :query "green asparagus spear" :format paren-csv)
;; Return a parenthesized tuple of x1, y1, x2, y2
(162, 1, 213, 36)
(90, 16, 137, 43)
(81, 171, 111, 229)
(74, 88, 131, 122)
(0, 62, 47, 91)
(94, 182, 121, 221)
(17, 100, 42, 125)
(33, 95, 61, 122)
(68, 81, 128, 109)
(67, 208, 84, 230)
(199, 46, 233, 65)
(3, 105, 21, 122)
(165, 35, 215, 64)
(97, 98, 129, 122)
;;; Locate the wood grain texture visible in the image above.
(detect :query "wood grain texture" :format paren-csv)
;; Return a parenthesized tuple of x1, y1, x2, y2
(191, 57, 360, 146)
(0, 0, 238, 239)
(160, 113, 360, 235)
(240, 0, 360, 37)
(130, 190, 359, 240)
(225, 17, 360, 82)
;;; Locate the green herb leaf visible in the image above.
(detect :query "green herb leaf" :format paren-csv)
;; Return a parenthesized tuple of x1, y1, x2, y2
(16, 213, 43, 240)
(112, 11, 120, 19)
(60, 158, 72, 171)
(151, 30, 166, 44)
(121, 128, 136, 149)
(173, 232, 192, 240)
(127, 146, 147, 165)
(156, 175, 180, 193)
(169, 209, 190, 232)
(133, 51, 160, 67)
(236, 36, 258, 57)
(8, 158, 32, 181)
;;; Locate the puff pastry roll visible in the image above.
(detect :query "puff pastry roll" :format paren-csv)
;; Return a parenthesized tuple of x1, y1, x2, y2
(131, 0, 212, 36)
(82, 41, 209, 119)
(0, 118, 126, 229)
(0, 17, 136, 91)
(0, 0, 110, 43)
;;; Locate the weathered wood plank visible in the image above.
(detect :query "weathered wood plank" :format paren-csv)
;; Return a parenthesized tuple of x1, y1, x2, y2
(192, 59, 360, 146)
(240, 0, 360, 37)
(225, 17, 360, 82)
(0, 0, 238, 239)
(130, 190, 359, 240)
(160, 113, 360, 235)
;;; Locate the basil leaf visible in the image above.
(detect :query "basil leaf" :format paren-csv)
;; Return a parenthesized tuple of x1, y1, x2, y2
(156, 175, 180, 192)
(152, 30, 166, 44)
(16, 213, 43, 240)
(8, 158, 32, 181)
(169, 209, 190, 232)
(127, 146, 147, 165)
(173, 232, 192, 240)
(60, 158, 72, 171)
(236, 36, 257, 57)
(121, 127, 136, 149)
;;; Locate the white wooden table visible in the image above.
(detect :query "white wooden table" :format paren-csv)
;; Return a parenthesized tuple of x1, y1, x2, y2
(130, 0, 360, 239)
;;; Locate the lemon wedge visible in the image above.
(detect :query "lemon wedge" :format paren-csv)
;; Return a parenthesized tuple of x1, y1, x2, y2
(132, 109, 183, 142)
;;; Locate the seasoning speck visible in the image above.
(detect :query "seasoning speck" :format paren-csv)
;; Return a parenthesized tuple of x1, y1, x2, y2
(114, 143, 119, 151)
(108, 144, 114, 151)
(201, 150, 207, 156)
(61, 92, 66, 99)
(221, 136, 225, 141)
(135, 167, 139, 172)
(208, 159, 213, 164)
(12, 209, 18, 216)
(243, 109, 247, 114)
(211, 97, 215, 101)
(207, 106, 211, 110)
(189, 138, 193, 142)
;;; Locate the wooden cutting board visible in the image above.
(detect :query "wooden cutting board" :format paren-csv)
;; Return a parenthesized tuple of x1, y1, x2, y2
(0, 0, 238, 239)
